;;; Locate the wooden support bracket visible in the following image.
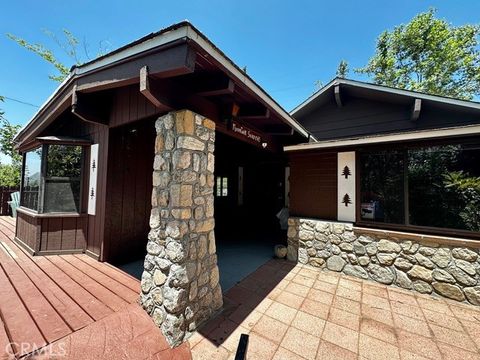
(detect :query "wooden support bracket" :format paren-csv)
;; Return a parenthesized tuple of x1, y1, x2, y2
(334, 84, 343, 107)
(411, 98, 422, 121)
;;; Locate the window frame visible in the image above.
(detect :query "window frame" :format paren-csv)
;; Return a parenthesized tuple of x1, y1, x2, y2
(20, 142, 87, 215)
(355, 137, 480, 240)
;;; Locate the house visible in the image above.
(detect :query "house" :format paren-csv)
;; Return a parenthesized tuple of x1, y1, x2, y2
(13, 23, 480, 347)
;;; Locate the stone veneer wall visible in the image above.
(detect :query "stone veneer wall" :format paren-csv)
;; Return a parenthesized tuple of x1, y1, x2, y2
(287, 217, 480, 305)
(140, 110, 222, 347)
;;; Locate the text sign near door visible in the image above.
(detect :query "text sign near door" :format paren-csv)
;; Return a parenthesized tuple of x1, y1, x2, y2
(230, 121, 268, 149)
(88, 144, 99, 215)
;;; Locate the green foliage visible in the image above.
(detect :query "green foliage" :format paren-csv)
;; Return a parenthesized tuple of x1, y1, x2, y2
(444, 171, 480, 231)
(0, 117, 22, 164)
(356, 8, 480, 100)
(7, 29, 110, 83)
(0, 164, 21, 187)
(336, 60, 349, 78)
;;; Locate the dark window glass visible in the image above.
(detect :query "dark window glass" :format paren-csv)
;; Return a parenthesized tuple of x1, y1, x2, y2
(43, 145, 83, 213)
(360, 150, 405, 224)
(360, 143, 480, 233)
(408, 144, 480, 232)
(21, 148, 42, 211)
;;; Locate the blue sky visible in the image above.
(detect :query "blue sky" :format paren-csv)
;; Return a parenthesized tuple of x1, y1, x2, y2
(1, 0, 479, 153)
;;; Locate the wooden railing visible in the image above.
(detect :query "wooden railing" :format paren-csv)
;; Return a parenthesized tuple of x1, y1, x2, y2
(0, 186, 19, 216)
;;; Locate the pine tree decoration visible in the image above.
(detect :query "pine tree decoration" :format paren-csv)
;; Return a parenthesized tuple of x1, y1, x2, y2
(341, 165, 351, 179)
(342, 193, 352, 207)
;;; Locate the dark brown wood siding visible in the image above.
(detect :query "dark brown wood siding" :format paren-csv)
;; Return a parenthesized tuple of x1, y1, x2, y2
(296, 96, 480, 141)
(39, 216, 87, 252)
(289, 152, 337, 220)
(16, 212, 39, 251)
(103, 117, 156, 263)
(110, 85, 163, 128)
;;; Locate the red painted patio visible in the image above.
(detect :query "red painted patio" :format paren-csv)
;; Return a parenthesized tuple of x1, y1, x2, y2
(0, 216, 191, 360)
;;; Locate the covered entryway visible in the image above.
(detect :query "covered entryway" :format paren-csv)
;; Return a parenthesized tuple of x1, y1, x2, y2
(214, 131, 287, 291)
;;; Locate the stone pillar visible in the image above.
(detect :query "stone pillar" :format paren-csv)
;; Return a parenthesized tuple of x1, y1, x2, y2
(140, 110, 222, 347)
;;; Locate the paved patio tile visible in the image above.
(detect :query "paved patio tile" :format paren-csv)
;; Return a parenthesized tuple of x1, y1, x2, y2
(285, 282, 311, 297)
(359, 333, 400, 360)
(360, 317, 397, 345)
(300, 298, 330, 319)
(429, 323, 477, 352)
(391, 301, 425, 321)
(281, 326, 320, 359)
(332, 295, 361, 315)
(423, 308, 464, 331)
(306, 288, 334, 305)
(397, 330, 441, 359)
(416, 296, 453, 315)
(362, 303, 394, 326)
(327, 307, 360, 331)
(252, 315, 289, 343)
(272, 346, 306, 360)
(190, 261, 480, 360)
(336, 285, 362, 301)
(291, 310, 326, 336)
(392, 312, 431, 337)
(316, 340, 357, 360)
(276, 290, 305, 308)
(265, 302, 297, 324)
(363, 283, 389, 299)
(321, 321, 359, 353)
(313, 279, 337, 294)
(437, 342, 480, 360)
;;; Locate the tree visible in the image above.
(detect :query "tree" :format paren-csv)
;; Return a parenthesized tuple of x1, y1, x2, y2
(8, 29, 110, 82)
(356, 8, 480, 100)
(336, 60, 349, 78)
(0, 96, 22, 186)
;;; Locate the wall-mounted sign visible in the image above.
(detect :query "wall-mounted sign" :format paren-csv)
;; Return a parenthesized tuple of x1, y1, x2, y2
(231, 121, 263, 144)
(337, 151, 356, 222)
(88, 144, 99, 215)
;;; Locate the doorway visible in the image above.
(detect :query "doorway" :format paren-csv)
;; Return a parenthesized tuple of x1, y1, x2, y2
(214, 132, 287, 291)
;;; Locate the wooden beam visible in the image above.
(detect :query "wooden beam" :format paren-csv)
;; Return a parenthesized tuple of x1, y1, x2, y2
(196, 78, 235, 97)
(71, 85, 109, 125)
(238, 109, 270, 121)
(76, 43, 196, 93)
(334, 85, 342, 107)
(139, 66, 174, 110)
(411, 98, 422, 121)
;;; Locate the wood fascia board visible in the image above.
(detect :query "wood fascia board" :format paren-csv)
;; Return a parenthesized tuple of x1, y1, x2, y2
(76, 42, 196, 93)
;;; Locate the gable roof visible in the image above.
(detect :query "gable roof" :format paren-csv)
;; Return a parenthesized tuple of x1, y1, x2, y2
(291, 77, 480, 117)
(15, 21, 310, 146)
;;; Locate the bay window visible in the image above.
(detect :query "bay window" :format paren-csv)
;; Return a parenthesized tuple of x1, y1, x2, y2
(360, 141, 480, 234)
(21, 143, 85, 214)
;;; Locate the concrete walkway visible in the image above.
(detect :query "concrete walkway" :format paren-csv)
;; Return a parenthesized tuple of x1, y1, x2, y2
(189, 259, 480, 360)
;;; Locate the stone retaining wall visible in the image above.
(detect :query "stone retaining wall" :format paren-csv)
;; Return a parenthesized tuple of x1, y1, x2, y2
(140, 110, 222, 347)
(287, 217, 480, 305)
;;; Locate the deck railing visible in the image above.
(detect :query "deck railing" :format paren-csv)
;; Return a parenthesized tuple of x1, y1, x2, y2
(0, 186, 19, 216)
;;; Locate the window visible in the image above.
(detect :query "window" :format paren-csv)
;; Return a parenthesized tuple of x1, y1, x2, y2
(21, 147, 42, 211)
(43, 145, 83, 213)
(216, 176, 228, 197)
(360, 142, 480, 233)
(20, 144, 84, 213)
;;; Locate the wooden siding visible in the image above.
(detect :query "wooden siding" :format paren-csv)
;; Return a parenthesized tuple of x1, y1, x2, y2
(110, 85, 163, 128)
(16, 212, 39, 252)
(297, 96, 480, 141)
(289, 152, 337, 220)
(103, 118, 156, 263)
(39, 216, 87, 252)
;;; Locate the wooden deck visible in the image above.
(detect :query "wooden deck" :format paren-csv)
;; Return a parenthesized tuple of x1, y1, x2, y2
(0, 216, 190, 360)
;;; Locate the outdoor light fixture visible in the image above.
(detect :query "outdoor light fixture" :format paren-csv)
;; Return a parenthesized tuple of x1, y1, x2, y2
(262, 142, 268, 148)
